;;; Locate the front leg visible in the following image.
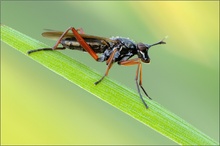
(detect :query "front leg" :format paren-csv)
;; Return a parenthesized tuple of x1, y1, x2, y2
(119, 58, 151, 109)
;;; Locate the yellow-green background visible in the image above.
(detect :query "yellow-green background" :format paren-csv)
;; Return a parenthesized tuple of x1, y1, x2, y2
(1, 1, 219, 145)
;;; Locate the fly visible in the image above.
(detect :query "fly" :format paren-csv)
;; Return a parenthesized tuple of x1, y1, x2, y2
(27, 27, 166, 108)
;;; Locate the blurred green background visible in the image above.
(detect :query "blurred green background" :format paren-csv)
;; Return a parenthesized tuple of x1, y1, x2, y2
(1, 1, 219, 145)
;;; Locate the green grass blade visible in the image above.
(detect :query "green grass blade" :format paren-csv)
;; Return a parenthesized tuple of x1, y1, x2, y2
(1, 25, 218, 145)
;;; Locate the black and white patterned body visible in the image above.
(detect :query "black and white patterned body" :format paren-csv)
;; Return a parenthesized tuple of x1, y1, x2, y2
(60, 36, 151, 64)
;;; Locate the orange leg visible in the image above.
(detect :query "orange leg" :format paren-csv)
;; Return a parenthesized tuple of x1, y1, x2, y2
(94, 49, 118, 85)
(28, 27, 98, 59)
(119, 58, 151, 108)
(51, 27, 98, 61)
(139, 62, 152, 100)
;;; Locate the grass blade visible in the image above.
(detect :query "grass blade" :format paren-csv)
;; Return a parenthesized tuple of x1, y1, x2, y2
(1, 25, 218, 145)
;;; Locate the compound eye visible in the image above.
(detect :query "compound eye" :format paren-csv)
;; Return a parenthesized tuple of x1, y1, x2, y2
(137, 43, 148, 51)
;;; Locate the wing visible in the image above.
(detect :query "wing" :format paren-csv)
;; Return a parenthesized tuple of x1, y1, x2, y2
(42, 31, 115, 43)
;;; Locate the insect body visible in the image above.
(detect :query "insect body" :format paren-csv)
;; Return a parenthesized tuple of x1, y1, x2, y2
(28, 27, 166, 108)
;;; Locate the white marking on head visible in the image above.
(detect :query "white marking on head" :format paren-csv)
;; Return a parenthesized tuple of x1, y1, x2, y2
(140, 51, 146, 59)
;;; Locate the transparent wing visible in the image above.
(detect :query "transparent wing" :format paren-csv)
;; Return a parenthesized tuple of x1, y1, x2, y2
(42, 31, 115, 43)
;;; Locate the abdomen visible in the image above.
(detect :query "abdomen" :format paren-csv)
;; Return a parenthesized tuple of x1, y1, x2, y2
(60, 37, 109, 53)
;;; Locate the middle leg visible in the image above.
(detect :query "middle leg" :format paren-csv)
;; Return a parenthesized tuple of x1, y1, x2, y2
(94, 49, 118, 85)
